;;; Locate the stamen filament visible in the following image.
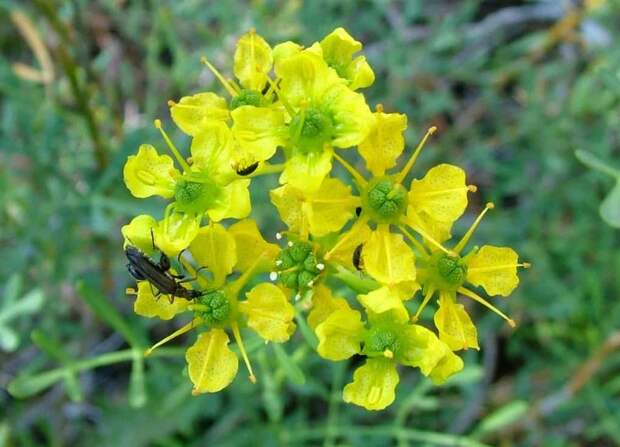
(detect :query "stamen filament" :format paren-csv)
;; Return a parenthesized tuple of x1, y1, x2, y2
(406, 211, 454, 256)
(468, 262, 531, 273)
(396, 126, 437, 184)
(333, 152, 368, 188)
(200, 57, 238, 97)
(458, 287, 516, 328)
(154, 119, 191, 172)
(398, 225, 430, 258)
(323, 218, 369, 261)
(231, 322, 257, 383)
(144, 318, 202, 356)
(454, 203, 494, 254)
(265, 77, 295, 115)
(244, 163, 285, 178)
(227, 78, 242, 94)
(412, 288, 435, 322)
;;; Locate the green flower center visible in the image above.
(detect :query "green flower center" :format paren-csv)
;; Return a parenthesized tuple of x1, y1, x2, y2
(276, 240, 322, 292)
(196, 290, 231, 326)
(364, 327, 400, 356)
(363, 177, 408, 223)
(231, 89, 264, 109)
(290, 106, 334, 153)
(174, 177, 221, 215)
(430, 252, 468, 290)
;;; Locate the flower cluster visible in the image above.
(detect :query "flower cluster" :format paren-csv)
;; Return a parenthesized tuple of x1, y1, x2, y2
(121, 28, 529, 410)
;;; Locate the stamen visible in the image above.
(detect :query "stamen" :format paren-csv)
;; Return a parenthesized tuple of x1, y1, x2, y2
(316, 263, 325, 271)
(125, 287, 137, 295)
(144, 318, 201, 356)
(265, 77, 294, 115)
(333, 152, 368, 187)
(407, 215, 455, 256)
(468, 262, 531, 273)
(269, 272, 278, 281)
(458, 287, 516, 328)
(412, 288, 435, 322)
(154, 119, 191, 172)
(231, 322, 257, 384)
(468, 185, 478, 192)
(398, 225, 430, 258)
(375, 103, 384, 113)
(383, 349, 393, 359)
(453, 203, 494, 254)
(275, 232, 283, 240)
(227, 78, 242, 94)
(396, 126, 437, 184)
(200, 56, 238, 97)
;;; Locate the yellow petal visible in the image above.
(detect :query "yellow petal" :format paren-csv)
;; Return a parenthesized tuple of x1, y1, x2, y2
(228, 219, 279, 274)
(240, 283, 295, 342)
(409, 164, 469, 224)
(389, 281, 421, 301)
(363, 226, 416, 286)
(322, 84, 373, 148)
(154, 211, 200, 256)
(343, 357, 399, 411)
(190, 121, 234, 175)
(233, 30, 273, 91)
(277, 51, 342, 107)
(307, 284, 350, 330)
(170, 92, 229, 136)
(231, 105, 286, 162)
(315, 308, 365, 361)
(347, 55, 375, 90)
(320, 27, 362, 68)
(121, 214, 158, 254)
(466, 246, 520, 297)
(428, 348, 464, 385)
(123, 144, 179, 199)
(269, 184, 305, 234)
(206, 179, 251, 222)
(434, 292, 479, 351)
(186, 329, 239, 394)
(323, 220, 372, 271)
(358, 111, 407, 176)
(133, 281, 190, 320)
(306, 177, 360, 236)
(189, 223, 237, 286)
(358, 286, 409, 324)
(272, 41, 302, 74)
(405, 209, 453, 248)
(399, 324, 446, 375)
(280, 147, 333, 192)
(320, 28, 375, 90)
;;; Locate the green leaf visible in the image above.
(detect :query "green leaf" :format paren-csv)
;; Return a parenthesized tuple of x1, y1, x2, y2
(129, 348, 147, 408)
(31, 330, 83, 402)
(272, 343, 306, 385)
(0, 288, 44, 325)
(0, 326, 18, 352)
(600, 181, 620, 228)
(575, 150, 620, 179)
(475, 400, 529, 436)
(76, 281, 146, 348)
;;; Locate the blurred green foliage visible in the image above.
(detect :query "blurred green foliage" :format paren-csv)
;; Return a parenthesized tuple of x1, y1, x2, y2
(1, 0, 619, 446)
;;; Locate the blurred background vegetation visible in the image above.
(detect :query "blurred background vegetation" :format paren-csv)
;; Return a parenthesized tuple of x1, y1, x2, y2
(1, 0, 619, 446)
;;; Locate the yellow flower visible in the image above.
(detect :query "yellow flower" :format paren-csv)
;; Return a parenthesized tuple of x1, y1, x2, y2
(411, 203, 530, 350)
(314, 287, 462, 410)
(316, 27, 375, 90)
(134, 220, 293, 394)
(233, 48, 373, 191)
(123, 120, 251, 223)
(270, 176, 360, 238)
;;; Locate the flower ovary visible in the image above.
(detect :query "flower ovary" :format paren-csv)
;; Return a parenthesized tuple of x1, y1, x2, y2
(197, 290, 231, 326)
(231, 89, 264, 109)
(364, 178, 408, 223)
